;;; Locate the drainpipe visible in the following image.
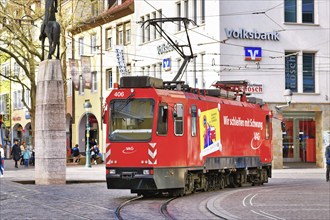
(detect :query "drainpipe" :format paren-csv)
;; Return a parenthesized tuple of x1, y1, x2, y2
(99, 25, 104, 161)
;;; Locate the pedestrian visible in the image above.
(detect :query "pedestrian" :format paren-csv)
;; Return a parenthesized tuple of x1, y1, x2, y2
(0, 144, 4, 177)
(11, 139, 21, 168)
(71, 144, 81, 163)
(325, 144, 330, 182)
(22, 147, 30, 168)
(20, 141, 26, 165)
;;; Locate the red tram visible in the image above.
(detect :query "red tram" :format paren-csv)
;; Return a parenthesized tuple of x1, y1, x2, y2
(104, 76, 273, 196)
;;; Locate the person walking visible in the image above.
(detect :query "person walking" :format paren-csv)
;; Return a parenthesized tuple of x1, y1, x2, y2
(11, 139, 21, 168)
(20, 142, 26, 165)
(22, 147, 30, 168)
(0, 144, 4, 177)
(325, 144, 330, 182)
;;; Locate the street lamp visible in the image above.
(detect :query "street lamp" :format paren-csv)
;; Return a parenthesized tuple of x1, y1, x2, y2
(84, 101, 92, 168)
(275, 89, 293, 111)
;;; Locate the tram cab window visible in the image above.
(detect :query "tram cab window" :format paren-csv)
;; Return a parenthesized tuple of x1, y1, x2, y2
(265, 115, 270, 140)
(191, 105, 197, 136)
(157, 104, 168, 135)
(173, 103, 184, 136)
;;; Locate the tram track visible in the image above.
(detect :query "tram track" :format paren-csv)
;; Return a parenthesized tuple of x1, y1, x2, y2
(115, 195, 177, 220)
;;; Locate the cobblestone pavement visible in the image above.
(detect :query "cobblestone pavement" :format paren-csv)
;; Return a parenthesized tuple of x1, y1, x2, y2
(1, 159, 329, 220)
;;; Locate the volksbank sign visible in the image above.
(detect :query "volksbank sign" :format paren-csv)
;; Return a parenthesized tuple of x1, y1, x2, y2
(225, 28, 280, 41)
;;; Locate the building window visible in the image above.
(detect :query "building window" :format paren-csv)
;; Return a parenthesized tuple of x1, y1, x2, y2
(91, 0, 99, 17)
(125, 22, 131, 45)
(157, 9, 162, 38)
(0, 94, 7, 114)
(13, 90, 23, 109)
(1, 64, 10, 77)
(174, 103, 184, 136)
(25, 89, 31, 108)
(157, 104, 168, 135)
(303, 53, 315, 93)
(13, 62, 20, 76)
(117, 25, 124, 45)
(106, 29, 112, 49)
(302, 0, 314, 23)
(193, 0, 197, 24)
(201, 0, 205, 24)
(177, 2, 181, 31)
(91, 34, 97, 54)
(152, 12, 157, 40)
(79, 75, 84, 95)
(285, 52, 298, 92)
(91, 71, 97, 92)
(158, 62, 162, 79)
(184, 0, 189, 19)
(140, 16, 145, 43)
(78, 37, 84, 56)
(107, 0, 117, 8)
(67, 78, 72, 97)
(284, 0, 297, 22)
(106, 69, 113, 89)
(145, 14, 150, 42)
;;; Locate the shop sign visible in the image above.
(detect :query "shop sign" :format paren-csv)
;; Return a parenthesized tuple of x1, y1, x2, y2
(244, 47, 262, 61)
(157, 42, 175, 55)
(285, 55, 297, 92)
(162, 58, 171, 71)
(13, 116, 21, 121)
(245, 84, 263, 93)
(225, 28, 280, 41)
(25, 110, 31, 119)
(115, 45, 128, 76)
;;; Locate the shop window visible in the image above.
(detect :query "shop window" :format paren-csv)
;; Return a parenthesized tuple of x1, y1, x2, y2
(157, 104, 168, 135)
(174, 103, 184, 136)
(282, 116, 316, 162)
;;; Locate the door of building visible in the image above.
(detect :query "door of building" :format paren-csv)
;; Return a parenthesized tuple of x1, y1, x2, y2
(282, 112, 316, 163)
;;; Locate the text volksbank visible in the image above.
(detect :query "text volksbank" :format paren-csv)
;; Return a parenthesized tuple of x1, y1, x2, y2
(225, 28, 280, 41)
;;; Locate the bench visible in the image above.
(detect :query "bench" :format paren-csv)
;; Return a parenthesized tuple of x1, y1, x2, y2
(67, 156, 81, 164)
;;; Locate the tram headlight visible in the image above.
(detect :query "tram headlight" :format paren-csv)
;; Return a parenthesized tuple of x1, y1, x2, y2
(109, 169, 116, 174)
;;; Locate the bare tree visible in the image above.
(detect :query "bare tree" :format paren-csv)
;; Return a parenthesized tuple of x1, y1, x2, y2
(0, 0, 104, 147)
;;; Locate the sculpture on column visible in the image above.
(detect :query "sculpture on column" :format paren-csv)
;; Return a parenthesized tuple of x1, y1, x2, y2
(39, 0, 61, 60)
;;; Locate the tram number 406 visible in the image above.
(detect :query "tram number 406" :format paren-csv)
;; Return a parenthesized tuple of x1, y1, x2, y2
(114, 91, 125, 97)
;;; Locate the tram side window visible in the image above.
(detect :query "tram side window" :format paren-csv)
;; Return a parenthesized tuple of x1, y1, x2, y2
(265, 115, 270, 140)
(157, 104, 168, 135)
(191, 105, 197, 136)
(174, 103, 184, 136)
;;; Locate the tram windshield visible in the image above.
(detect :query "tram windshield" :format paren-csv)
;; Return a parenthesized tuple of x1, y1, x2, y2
(109, 98, 155, 141)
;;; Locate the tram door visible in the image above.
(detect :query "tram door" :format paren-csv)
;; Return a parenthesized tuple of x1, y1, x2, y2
(282, 114, 316, 163)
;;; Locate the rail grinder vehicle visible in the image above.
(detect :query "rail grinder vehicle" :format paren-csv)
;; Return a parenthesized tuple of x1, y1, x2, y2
(103, 18, 273, 196)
